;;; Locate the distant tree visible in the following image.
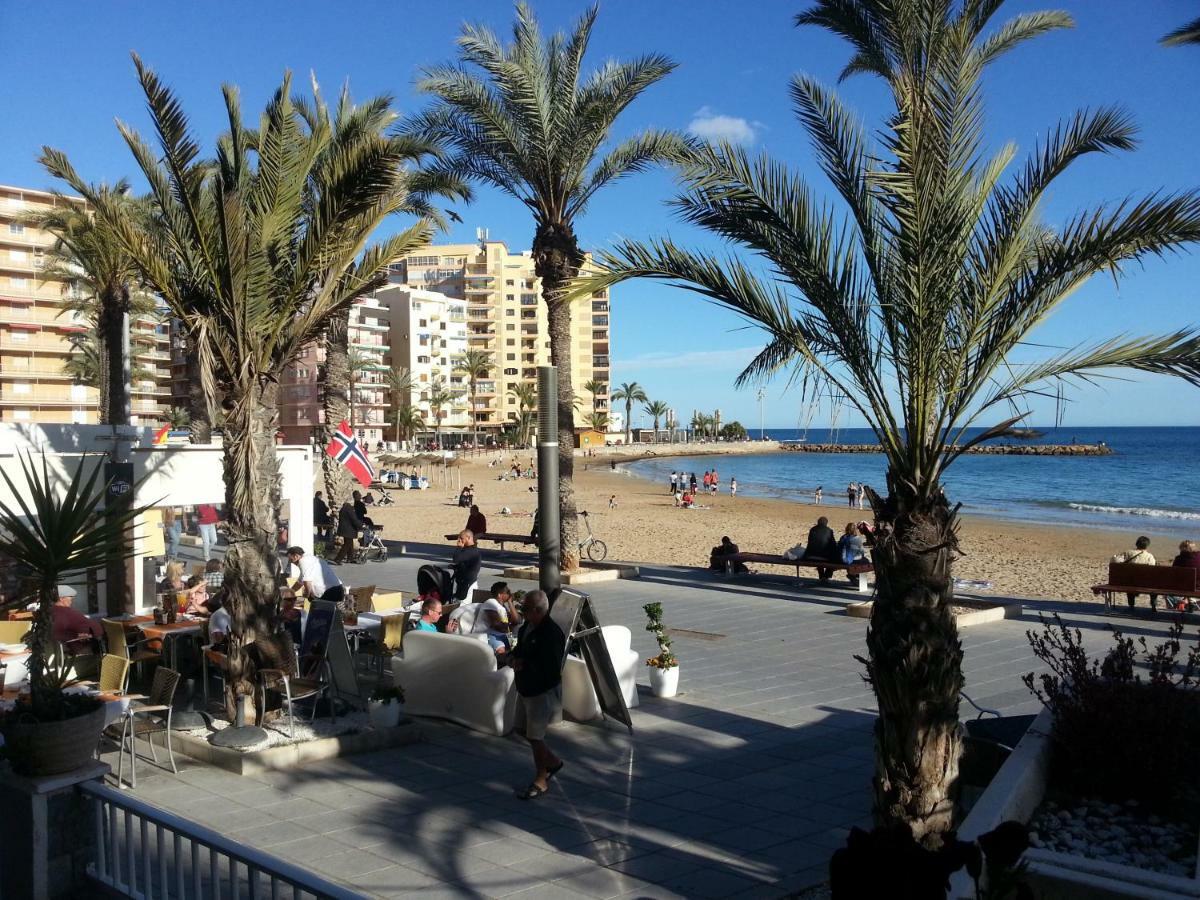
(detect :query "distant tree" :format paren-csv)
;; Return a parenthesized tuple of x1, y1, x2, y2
(612, 381, 647, 444)
(643, 400, 669, 440)
(454, 348, 493, 449)
(720, 421, 747, 441)
(585, 410, 610, 432)
(428, 377, 456, 449)
(508, 382, 537, 446)
(163, 406, 190, 430)
(391, 405, 426, 448)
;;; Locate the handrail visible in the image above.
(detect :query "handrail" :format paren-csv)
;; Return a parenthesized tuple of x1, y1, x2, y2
(80, 780, 362, 899)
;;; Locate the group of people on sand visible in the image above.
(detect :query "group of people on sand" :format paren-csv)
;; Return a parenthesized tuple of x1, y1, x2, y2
(670, 469, 737, 508)
(1112, 536, 1200, 611)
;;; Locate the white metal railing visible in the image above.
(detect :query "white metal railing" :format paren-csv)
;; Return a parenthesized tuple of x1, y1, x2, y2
(81, 781, 361, 900)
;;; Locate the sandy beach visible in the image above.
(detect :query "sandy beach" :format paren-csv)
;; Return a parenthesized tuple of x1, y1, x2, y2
(362, 446, 1186, 604)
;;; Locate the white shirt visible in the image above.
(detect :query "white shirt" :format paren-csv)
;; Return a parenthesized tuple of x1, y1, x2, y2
(298, 554, 341, 597)
(210, 606, 231, 638)
(470, 598, 509, 634)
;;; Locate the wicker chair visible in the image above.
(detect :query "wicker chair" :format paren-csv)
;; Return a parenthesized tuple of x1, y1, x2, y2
(111, 666, 181, 789)
(0, 620, 31, 644)
(102, 618, 161, 682)
(78, 653, 132, 695)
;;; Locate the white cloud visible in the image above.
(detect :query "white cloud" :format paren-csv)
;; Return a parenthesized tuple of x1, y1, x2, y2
(612, 346, 762, 372)
(686, 106, 762, 145)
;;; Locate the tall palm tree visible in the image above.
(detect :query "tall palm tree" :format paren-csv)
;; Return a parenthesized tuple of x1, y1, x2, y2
(582, 378, 607, 411)
(96, 57, 443, 718)
(643, 400, 668, 441)
(508, 381, 537, 447)
(585, 410, 609, 433)
(384, 365, 415, 446)
(454, 348, 493, 449)
(391, 405, 426, 448)
(611, 382, 646, 445)
(61, 334, 154, 389)
(410, 2, 687, 569)
(576, 0, 1200, 843)
(427, 377, 455, 449)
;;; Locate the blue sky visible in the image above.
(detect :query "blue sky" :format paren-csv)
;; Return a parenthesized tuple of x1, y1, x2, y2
(2, 1, 1198, 429)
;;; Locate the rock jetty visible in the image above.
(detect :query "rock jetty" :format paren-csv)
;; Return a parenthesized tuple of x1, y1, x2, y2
(780, 442, 1111, 456)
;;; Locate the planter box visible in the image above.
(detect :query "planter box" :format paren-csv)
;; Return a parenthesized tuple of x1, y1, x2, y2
(168, 720, 422, 777)
(951, 706, 1200, 899)
(502, 561, 640, 584)
(846, 596, 1022, 627)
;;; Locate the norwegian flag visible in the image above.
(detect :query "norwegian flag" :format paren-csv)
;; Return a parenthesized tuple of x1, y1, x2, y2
(325, 421, 375, 488)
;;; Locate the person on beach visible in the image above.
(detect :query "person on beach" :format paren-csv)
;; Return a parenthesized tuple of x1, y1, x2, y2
(690, 473, 698, 493)
(709, 536, 747, 573)
(609, 494, 617, 510)
(1173, 540, 1200, 570)
(804, 516, 838, 582)
(847, 482, 857, 508)
(1112, 536, 1158, 610)
(858, 485, 868, 510)
(465, 504, 488, 536)
(670, 471, 678, 494)
(510, 590, 566, 800)
(702, 470, 711, 491)
(814, 486, 823, 505)
(730, 477, 737, 498)
(711, 469, 719, 489)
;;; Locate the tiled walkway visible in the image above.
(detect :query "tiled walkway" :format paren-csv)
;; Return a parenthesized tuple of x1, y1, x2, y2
(107, 543, 1111, 898)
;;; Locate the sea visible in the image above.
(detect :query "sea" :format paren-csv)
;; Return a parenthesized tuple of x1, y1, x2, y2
(623, 426, 1200, 538)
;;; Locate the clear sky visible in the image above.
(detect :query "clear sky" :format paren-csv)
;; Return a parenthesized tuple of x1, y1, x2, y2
(2, 1, 1197, 429)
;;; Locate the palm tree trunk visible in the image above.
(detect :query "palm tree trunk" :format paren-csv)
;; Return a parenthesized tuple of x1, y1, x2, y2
(320, 310, 355, 511)
(864, 476, 964, 846)
(183, 333, 213, 443)
(533, 221, 584, 572)
(220, 379, 283, 721)
(471, 380, 479, 450)
(625, 400, 632, 445)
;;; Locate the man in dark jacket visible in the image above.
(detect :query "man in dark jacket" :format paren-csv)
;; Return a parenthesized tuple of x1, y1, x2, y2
(334, 501, 363, 564)
(509, 590, 565, 799)
(803, 516, 838, 582)
(313, 491, 331, 541)
(451, 530, 482, 602)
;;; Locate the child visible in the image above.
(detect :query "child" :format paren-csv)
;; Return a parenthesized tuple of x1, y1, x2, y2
(609, 494, 617, 509)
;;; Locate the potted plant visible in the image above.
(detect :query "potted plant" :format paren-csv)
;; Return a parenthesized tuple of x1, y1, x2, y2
(643, 602, 679, 698)
(368, 683, 405, 728)
(0, 453, 148, 776)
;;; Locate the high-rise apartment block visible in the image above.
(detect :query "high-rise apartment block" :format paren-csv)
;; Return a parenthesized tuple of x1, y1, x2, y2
(390, 237, 611, 436)
(0, 184, 171, 426)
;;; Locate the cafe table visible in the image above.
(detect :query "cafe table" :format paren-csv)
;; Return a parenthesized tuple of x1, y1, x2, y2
(129, 615, 207, 671)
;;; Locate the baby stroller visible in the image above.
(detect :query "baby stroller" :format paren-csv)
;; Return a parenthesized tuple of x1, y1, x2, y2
(357, 524, 388, 563)
(416, 563, 454, 603)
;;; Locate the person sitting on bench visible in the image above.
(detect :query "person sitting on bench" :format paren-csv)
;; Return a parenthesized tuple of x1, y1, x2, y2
(709, 536, 747, 573)
(803, 516, 838, 582)
(465, 504, 488, 537)
(1112, 535, 1158, 610)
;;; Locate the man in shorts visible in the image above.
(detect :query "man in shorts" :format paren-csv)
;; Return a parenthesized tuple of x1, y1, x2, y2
(509, 590, 565, 799)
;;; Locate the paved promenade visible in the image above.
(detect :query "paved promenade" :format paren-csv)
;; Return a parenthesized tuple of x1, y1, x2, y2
(108, 542, 1130, 898)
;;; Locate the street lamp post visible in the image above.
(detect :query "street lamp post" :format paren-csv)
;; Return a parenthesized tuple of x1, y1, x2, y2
(757, 388, 765, 440)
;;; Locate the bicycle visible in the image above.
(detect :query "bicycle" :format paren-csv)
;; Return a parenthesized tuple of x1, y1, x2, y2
(577, 511, 608, 562)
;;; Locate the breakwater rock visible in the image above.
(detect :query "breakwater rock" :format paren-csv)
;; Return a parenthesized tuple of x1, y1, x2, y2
(780, 442, 1111, 456)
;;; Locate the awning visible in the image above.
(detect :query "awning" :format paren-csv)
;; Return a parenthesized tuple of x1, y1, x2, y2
(8, 322, 41, 331)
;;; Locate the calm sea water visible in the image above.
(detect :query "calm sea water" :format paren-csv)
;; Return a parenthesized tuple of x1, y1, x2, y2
(624, 426, 1200, 537)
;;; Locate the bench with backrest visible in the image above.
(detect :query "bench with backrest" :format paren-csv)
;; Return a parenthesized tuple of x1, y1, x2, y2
(720, 552, 874, 587)
(443, 531, 537, 551)
(1091, 562, 1200, 613)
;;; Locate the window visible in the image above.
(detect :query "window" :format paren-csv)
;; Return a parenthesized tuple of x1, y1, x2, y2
(12, 382, 30, 394)
(11, 277, 27, 288)
(418, 318, 427, 327)
(408, 255, 439, 266)
(506, 309, 514, 316)
(10, 330, 28, 342)
(506, 353, 516, 361)
(13, 409, 30, 421)
(506, 294, 515, 302)
(417, 355, 430, 364)
(505, 279, 514, 286)
(504, 367, 518, 375)
(8, 223, 24, 235)
(506, 324, 515, 331)
(10, 250, 26, 262)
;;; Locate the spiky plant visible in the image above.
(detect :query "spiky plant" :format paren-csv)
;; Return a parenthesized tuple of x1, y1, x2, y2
(611, 382, 647, 445)
(575, 0, 1200, 842)
(0, 454, 148, 716)
(410, 2, 688, 568)
(95, 55, 447, 718)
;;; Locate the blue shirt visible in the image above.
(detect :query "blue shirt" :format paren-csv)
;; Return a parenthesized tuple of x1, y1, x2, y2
(415, 620, 438, 632)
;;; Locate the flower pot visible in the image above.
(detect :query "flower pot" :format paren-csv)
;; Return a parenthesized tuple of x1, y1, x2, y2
(648, 665, 679, 698)
(368, 699, 403, 728)
(1, 700, 107, 777)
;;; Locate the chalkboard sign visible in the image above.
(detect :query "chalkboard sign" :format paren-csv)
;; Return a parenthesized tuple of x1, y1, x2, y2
(550, 589, 631, 733)
(303, 600, 365, 710)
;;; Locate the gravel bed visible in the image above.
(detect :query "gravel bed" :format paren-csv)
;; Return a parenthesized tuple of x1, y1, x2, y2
(184, 711, 368, 752)
(1029, 797, 1197, 878)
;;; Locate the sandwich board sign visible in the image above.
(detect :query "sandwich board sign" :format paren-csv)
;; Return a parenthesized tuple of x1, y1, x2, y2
(550, 589, 632, 733)
(302, 600, 365, 710)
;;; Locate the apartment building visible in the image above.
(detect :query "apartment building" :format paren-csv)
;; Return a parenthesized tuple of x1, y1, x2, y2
(276, 293, 396, 446)
(0, 184, 171, 426)
(390, 236, 611, 438)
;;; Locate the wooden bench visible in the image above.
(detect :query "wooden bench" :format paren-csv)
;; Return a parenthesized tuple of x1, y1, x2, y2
(1091, 562, 1200, 613)
(443, 532, 537, 552)
(719, 552, 874, 589)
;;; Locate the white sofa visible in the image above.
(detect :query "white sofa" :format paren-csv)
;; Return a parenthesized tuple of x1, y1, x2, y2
(391, 630, 517, 736)
(562, 625, 641, 722)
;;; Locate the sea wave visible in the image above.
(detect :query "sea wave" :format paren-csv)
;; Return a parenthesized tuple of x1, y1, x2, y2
(1065, 502, 1200, 522)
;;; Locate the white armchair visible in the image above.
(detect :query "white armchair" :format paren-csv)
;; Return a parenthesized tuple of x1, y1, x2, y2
(392, 630, 517, 736)
(562, 625, 641, 722)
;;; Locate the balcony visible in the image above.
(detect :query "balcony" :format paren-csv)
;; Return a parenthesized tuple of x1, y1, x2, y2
(0, 335, 74, 353)
(0, 366, 71, 380)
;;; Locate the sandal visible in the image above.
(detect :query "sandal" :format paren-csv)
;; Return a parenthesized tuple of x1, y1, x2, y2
(547, 761, 564, 780)
(517, 783, 548, 800)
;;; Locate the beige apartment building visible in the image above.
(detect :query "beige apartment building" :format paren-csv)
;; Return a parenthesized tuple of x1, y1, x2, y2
(0, 184, 171, 426)
(391, 236, 611, 438)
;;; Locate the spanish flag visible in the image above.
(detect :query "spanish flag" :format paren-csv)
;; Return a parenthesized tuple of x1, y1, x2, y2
(152, 424, 171, 446)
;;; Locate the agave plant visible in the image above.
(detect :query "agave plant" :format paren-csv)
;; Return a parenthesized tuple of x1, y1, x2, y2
(0, 454, 148, 716)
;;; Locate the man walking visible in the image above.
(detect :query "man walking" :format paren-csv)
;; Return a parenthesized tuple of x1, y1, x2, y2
(334, 500, 363, 564)
(196, 503, 220, 561)
(510, 590, 565, 799)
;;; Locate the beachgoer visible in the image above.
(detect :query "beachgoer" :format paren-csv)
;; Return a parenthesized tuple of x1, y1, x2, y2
(709, 536, 747, 573)
(690, 473, 698, 493)
(680, 490, 695, 509)
(159, 560, 186, 596)
(334, 501, 364, 564)
(203, 558, 224, 592)
(839, 522, 867, 585)
(466, 504, 488, 536)
(181, 575, 208, 615)
(858, 485, 868, 510)
(353, 490, 375, 529)
(51, 584, 102, 647)
(163, 506, 182, 560)
(847, 482, 857, 508)
(609, 494, 617, 510)
(803, 516, 838, 582)
(1112, 536, 1157, 610)
(196, 503, 220, 561)
(730, 477, 737, 498)
(471, 582, 514, 652)
(312, 492, 331, 542)
(510, 590, 565, 800)
(669, 471, 678, 494)
(1173, 540, 1200, 569)
(814, 486, 823, 505)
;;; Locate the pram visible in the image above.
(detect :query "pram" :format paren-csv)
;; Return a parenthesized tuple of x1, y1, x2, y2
(416, 563, 454, 604)
(357, 524, 388, 563)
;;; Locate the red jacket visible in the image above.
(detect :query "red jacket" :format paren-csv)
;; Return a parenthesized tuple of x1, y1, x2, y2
(52, 604, 102, 643)
(197, 504, 220, 525)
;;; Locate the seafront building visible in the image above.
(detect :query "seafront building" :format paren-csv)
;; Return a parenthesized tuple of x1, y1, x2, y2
(0, 184, 172, 426)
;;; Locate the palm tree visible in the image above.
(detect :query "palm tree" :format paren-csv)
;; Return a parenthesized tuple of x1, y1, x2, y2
(508, 381, 537, 447)
(582, 378, 607, 411)
(427, 377, 455, 449)
(611, 382, 646, 445)
(643, 400, 668, 441)
(411, 3, 687, 569)
(585, 410, 609, 433)
(454, 348, 493, 449)
(391, 405, 426, 448)
(384, 365, 415, 446)
(1163, 17, 1200, 46)
(61, 334, 154, 389)
(163, 406, 190, 430)
(96, 58, 443, 719)
(576, 0, 1200, 843)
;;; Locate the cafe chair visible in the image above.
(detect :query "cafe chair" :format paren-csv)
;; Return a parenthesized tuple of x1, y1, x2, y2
(111, 666, 181, 789)
(351, 584, 376, 614)
(0, 620, 31, 644)
(77, 653, 132, 696)
(258, 654, 332, 740)
(102, 618, 161, 682)
(361, 613, 405, 676)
